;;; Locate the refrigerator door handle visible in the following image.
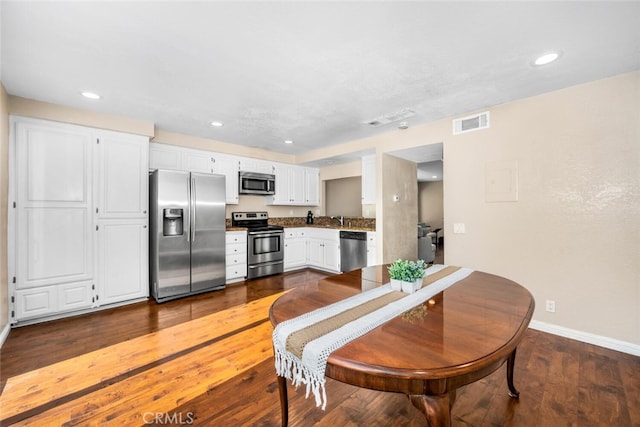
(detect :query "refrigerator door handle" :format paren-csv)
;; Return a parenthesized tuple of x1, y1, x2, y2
(186, 177, 191, 243)
(191, 177, 197, 242)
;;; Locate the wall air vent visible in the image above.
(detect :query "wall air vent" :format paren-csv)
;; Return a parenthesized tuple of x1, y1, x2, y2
(453, 111, 490, 135)
(365, 109, 416, 127)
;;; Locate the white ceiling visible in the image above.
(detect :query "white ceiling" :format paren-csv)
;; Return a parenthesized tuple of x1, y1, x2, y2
(2, 2, 639, 166)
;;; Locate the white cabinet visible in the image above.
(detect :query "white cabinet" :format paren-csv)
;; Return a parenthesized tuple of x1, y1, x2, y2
(97, 131, 149, 218)
(149, 144, 181, 170)
(305, 169, 320, 205)
(97, 221, 148, 305)
(184, 151, 214, 174)
(14, 280, 94, 320)
(9, 117, 149, 324)
(268, 164, 319, 206)
(226, 231, 247, 283)
(367, 232, 378, 267)
(213, 155, 240, 204)
(362, 154, 376, 204)
(96, 131, 149, 306)
(306, 228, 340, 272)
(239, 158, 274, 175)
(150, 143, 239, 204)
(284, 228, 308, 271)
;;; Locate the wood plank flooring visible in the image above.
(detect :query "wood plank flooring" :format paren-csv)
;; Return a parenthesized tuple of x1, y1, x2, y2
(1, 268, 638, 426)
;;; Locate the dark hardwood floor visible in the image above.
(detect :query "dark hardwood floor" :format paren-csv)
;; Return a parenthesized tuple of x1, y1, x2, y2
(1, 264, 638, 426)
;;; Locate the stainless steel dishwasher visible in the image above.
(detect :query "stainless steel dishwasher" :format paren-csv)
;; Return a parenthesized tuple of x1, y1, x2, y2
(339, 231, 368, 272)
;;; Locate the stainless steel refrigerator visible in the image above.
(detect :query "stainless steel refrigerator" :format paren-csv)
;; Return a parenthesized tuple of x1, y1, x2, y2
(149, 169, 226, 302)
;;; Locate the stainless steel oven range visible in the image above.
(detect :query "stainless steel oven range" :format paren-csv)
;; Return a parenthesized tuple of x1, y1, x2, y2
(231, 212, 284, 279)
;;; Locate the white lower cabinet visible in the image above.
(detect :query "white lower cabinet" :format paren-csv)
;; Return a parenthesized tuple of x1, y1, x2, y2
(284, 228, 308, 271)
(97, 221, 149, 305)
(226, 231, 247, 283)
(301, 228, 340, 273)
(14, 280, 94, 320)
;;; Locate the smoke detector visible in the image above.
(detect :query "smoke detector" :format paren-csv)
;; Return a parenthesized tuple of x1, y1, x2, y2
(364, 109, 416, 127)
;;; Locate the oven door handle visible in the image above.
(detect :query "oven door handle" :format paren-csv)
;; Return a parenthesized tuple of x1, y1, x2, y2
(248, 231, 283, 237)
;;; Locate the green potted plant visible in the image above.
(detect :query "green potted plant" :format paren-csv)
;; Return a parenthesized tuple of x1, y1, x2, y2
(387, 259, 427, 293)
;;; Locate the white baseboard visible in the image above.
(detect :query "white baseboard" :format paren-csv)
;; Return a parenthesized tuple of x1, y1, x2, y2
(0, 323, 10, 348)
(529, 320, 640, 357)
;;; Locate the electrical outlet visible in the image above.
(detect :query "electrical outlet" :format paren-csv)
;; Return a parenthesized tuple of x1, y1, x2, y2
(545, 300, 556, 313)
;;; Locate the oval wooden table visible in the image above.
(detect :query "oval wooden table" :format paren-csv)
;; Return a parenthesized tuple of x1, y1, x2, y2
(269, 265, 535, 427)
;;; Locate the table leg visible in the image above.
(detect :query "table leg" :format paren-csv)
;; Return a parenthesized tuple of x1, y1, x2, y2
(408, 390, 456, 427)
(277, 375, 289, 427)
(506, 347, 520, 398)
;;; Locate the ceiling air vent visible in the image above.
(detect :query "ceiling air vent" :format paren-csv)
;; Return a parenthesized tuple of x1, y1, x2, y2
(453, 111, 490, 135)
(365, 109, 416, 127)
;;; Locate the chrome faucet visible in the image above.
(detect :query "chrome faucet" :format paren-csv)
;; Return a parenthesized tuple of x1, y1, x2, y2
(331, 215, 344, 227)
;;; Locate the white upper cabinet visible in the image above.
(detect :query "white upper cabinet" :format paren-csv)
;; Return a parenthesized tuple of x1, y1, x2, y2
(239, 158, 274, 175)
(184, 151, 214, 174)
(305, 168, 320, 206)
(267, 163, 319, 206)
(97, 131, 149, 218)
(149, 143, 239, 204)
(149, 144, 182, 170)
(213, 154, 240, 204)
(361, 154, 376, 204)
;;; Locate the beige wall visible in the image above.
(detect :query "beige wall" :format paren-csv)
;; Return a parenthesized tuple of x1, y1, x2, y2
(0, 84, 8, 335)
(325, 176, 362, 217)
(418, 181, 443, 230)
(441, 71, 640, 344)
(381, 154, 418, 263)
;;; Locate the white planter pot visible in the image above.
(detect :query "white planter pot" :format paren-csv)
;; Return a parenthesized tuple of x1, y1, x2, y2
(390, 279, 403, 291)
(390, 278, 423, 294)
(401, 278, 423, 294)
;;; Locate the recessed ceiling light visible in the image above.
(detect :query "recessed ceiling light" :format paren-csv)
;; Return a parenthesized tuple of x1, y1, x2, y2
(81, 91, 101, 100)
(533, 52, 560, 66)
(284, 140, 293, 144)
(432, 175, 438, 179)
(209, 121, 223, 127)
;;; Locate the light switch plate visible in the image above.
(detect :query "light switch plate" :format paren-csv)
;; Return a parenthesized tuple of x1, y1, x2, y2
(453, 223, 466, 234)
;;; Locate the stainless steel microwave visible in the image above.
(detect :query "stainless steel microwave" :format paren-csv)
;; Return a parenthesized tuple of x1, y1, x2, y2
(239, 171, 276, 195)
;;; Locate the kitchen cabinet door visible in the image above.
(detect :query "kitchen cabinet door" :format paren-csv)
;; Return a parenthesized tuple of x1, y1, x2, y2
(149, 144, 182, 170)
(239, 158, 274, 175)
(14, 280, 94, 321)
(97, 220, 149, 305)
(97, 131, 149, 219)
(305, 168, 320, 205)
(184, 151, 214, 174)
(213, 155, 240, 204)
(361, 154, 376, 204)
(307, 238, 324, 268)
(284, 238, 307, 270)
(307, 237, 340, 272)
(289, 166, 305, 204)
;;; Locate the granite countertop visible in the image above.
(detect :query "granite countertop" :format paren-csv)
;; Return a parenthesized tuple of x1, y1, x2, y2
(285, 224, 375, 232)
(226, 224, 375, 232)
